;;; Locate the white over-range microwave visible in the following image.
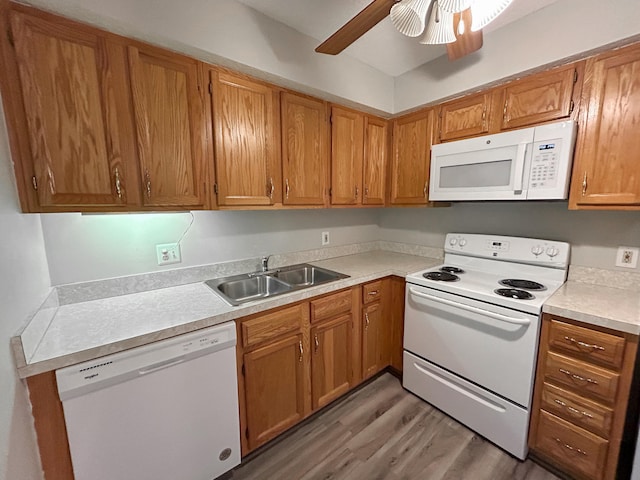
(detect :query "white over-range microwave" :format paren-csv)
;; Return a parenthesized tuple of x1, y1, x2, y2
(428, 120, 577, 201)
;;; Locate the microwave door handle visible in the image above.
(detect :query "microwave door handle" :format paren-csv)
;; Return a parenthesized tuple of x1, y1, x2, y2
(513, 142, 528, 193)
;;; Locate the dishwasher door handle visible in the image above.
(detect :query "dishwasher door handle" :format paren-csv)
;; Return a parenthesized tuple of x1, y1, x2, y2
(138, 356, 186, 375)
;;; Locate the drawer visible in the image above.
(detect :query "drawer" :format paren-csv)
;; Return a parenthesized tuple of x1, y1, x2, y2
(536, 410, 608, 480)
(310, 289, 352, 323)
(242, 303, 306, 348)
(362, 280, 382, 304)
(549, 319, 625, 370)
(540, 382, 613, 439)
(545, 352, 620, 404)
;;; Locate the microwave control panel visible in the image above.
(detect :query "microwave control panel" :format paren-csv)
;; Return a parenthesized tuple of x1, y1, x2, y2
(529, 139, 562, 190)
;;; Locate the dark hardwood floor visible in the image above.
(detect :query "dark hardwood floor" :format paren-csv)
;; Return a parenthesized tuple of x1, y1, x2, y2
(232, 373, 559, 480)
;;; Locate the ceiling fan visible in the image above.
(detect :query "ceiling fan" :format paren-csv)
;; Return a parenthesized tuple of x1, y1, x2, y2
(316, 0, 514, 61)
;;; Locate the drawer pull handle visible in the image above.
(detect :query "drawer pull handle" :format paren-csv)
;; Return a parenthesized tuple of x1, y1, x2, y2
(368, 291, 379, 296)
(564, 336, 605, 352)
(559, 368, 599, 385)
(554, 438, 588, 456)
(553, 399, 594, 419)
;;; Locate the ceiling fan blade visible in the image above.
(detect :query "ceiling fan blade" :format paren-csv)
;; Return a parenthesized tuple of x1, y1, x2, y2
(316, 0, 398, 55)
(446, 8, 483, 61)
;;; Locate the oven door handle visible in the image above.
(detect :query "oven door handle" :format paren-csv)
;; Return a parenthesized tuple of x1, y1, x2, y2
(408, 287, 532, 326)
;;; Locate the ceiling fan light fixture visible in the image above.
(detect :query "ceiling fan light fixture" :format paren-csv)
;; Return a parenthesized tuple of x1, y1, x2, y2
(470, 0, 514, 31)
(390, 0, 433, 37)
(420, 1, 456, 45)
(438, 0, 473, 14)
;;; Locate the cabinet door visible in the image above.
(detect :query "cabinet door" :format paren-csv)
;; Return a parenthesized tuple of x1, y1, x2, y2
(501, 65, 578, 130)
(128, 45, 206, 208)
(330, 106, 363, 205)
(281, 92, 329, 205)
(570, 45, 640, 208)
(362, 302, 383, 379)
(389, 276, 405, 372)
(363, 116, 388, 205)
(212, 71, 281, 206)
(243, 333, 306, 450)
(438, 92, 491, 141)
(9, 11, 136, 209)
(390, 109, 434, 205)
(311, 314, 352, 409)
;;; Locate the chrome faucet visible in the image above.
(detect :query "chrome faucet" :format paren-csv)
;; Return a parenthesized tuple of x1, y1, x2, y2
(261, 255, 271, 272)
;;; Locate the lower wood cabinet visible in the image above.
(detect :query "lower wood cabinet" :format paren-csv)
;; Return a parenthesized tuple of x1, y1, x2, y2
(362, 300, 383, 380)
(529, 314, 639, 480)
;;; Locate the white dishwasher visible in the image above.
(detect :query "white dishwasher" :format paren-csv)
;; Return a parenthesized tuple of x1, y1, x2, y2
(56, 322, 241, 480)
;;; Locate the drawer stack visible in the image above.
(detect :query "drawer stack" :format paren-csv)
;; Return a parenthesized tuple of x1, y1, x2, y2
(529, 314, 638, 480)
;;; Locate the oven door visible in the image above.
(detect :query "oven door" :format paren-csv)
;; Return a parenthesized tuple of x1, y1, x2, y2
(404, 283, 540, 408)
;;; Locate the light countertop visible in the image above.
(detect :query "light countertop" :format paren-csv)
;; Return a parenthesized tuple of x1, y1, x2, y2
(15, 251, 439, 378)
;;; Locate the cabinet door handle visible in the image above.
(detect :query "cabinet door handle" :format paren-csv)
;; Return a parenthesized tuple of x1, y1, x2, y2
(554, 438, 587, 456)
(298, 340, 303, 362)
(355, 186, 359, 199)
(144, 170, 152, 199)
(559, 368, 598, 385)
(364, 186, 369, 199)
(114, 167, 123, 199)
(314, 334, 319, 353)
(423, 181, 428, 199)
(365, 312, 370, 329)
(285, 179, 290, 199)
(553, 398, 594, 419)
(582, 172, 588, 196)
(268, 177, 274, 200)
(563, 336, 605, 352)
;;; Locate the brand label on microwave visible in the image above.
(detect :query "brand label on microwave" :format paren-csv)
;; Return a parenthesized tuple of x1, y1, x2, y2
(538, 143, 555, 150)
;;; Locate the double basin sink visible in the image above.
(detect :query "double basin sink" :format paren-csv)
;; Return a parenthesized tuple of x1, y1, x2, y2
(205, 263, 349, 306)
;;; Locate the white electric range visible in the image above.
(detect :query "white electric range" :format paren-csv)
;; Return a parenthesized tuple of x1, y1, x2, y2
(403, 233, 570, 460)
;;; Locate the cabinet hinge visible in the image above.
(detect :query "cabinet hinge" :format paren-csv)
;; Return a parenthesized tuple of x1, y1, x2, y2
(31, 175, 38, 191)
(208, 82, 213, 95)
(7, 28, 14, 48)
(573, 69, 578, 84)
(213, 183, 219, 195)
(569, 99, 575, 114)
(328, 187, 332, 197)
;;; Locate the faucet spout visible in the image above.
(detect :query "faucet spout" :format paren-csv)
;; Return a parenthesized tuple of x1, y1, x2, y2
(261, 255, 271, 272)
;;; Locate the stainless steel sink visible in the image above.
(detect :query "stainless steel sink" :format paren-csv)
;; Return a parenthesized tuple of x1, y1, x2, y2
(205, 263, 348, 306)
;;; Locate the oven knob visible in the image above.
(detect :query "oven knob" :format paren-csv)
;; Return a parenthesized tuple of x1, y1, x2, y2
(546, 246, 559, 258)
(458, 239, 467, 247)
(531, 246, 544, 256)
(449, 238, 458, 246)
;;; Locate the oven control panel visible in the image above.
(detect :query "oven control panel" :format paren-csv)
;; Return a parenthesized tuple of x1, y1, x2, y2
(445, 233, 570, 267)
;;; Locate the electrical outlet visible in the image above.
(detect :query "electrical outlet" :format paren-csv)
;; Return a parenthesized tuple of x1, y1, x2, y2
(321, 231, 330, 246)
(615, 246, 639, 268)
(156, 243, 181, 266)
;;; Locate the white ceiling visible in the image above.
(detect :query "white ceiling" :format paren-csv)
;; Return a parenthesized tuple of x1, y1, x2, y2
(237, 0, 563, 76)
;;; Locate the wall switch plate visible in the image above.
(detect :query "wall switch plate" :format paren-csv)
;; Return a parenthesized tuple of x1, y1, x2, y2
(156, 243, 181, 266)
(321, 231, 330, 246)
(615, 246, 638, 268)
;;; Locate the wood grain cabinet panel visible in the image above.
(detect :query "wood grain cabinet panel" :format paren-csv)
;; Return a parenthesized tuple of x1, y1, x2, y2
(570, 44, 640, 208)
(241, 303, 305, 348)
(281, 92, 329, 206)
(211, 70, 281, 206)
(128, 44, 207, 208)
(9, 10, 137, 210)
(243, 333, 307, 450)
(362, 301, 383, 379)
(330, 106, 363, 205)
(310, 289, 352, 324)
(311, 314, 353, 409)
(390, 109, 434, 205)
(362, 280, 382, 304)
(362, 116, 388, 205)
(501, 65, 578, 130)
(438, 92, 491, 141)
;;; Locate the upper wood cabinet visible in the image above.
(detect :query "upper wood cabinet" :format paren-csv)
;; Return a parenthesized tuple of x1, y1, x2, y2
(500, 64, 580, 130)
(570, 43, 640, 209)
(128, 44, 208, 208)
(390, 109, 434, 205)
(330, 105, 388, 206)
(210, 70, 281, 207)
(7, 9, 139, 211)
(438, 92, 492, 142)
(281, 92, 329, 206)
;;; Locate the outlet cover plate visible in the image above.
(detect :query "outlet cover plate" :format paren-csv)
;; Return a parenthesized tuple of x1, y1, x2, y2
(321, 231, 330, 246)
(156, 243, 181, 266)
(615, 246, 638, 268)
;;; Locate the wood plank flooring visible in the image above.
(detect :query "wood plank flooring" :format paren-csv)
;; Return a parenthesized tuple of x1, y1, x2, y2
(232, 373, 559, 480)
